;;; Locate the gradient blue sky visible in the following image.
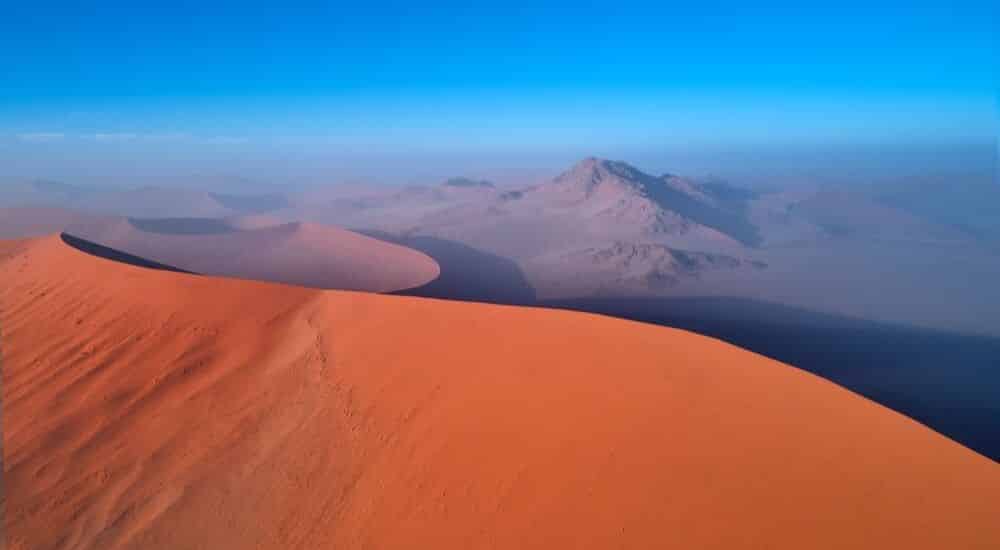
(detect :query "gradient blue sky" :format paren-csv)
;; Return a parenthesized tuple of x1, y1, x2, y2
(0, 1, 996, 186)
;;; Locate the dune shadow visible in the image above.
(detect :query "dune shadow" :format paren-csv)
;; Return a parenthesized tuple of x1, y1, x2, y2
(359, 231, 537, 305)
(127, 217, 237, 235)
(61, 233, 198, 274)
(542, 295, 1000, 461)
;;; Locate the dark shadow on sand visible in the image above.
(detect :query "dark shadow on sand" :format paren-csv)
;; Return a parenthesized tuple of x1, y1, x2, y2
(127, 217, 238, 235)
(61, 233, 198, 274)
(209, 192, 290, 214)
(360, 231, 537, 305)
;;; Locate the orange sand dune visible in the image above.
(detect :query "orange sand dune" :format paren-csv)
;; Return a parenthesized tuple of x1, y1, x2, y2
(0, 206, 439, 292)
(67, 216, 441, 293)
(1, 235, 997, 550)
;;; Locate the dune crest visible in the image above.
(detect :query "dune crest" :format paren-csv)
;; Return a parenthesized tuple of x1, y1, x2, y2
(1, 235, 998, 549)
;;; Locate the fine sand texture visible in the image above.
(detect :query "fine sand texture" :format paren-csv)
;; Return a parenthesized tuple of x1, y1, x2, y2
(1, 235, 998, 549)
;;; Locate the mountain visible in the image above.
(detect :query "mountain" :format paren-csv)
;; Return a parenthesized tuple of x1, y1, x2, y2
(281, 157, 995, 308)
(14, 158, 986, 330)
(401, 158, 768, 296)
(525, 241, 767, 297)
(289, 157, 982, 257)
(2, 235, 998, 549)
(286, 158, 764, 260)
(518, 157, 761, 246)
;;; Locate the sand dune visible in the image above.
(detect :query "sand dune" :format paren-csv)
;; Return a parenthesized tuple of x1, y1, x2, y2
(1, 235, 997, 549)
(66, 216, 440, 293)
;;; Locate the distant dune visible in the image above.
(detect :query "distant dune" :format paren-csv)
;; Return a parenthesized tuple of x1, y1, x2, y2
(75, 186, 237, 218)
(0, 206, 114, 239)
(1, 235, 997, 549)
(60, 216, 440, 293)
(0, 206, 439, 292)
(0, 181, 289, 219)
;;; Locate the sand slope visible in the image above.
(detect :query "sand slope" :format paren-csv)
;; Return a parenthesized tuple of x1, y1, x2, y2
(1, 236, 997, 550)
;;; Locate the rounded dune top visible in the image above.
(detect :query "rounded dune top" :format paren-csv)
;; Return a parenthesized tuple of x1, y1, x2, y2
(0, 235, 997, 550)
(64, 215, 440, 292)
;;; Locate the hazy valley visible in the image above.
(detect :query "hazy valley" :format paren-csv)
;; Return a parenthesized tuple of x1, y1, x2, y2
(5, 156, 998, 334)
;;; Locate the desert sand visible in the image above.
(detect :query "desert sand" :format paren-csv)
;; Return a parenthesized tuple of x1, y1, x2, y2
(1, 235, 997, 549)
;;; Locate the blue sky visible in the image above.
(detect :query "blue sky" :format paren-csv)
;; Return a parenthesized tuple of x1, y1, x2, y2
(0, 1, 995, 185)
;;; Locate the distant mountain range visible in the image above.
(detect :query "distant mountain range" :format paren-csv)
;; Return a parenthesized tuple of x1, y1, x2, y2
(3, 157, 997, 332)
(263, 157, 979, 299)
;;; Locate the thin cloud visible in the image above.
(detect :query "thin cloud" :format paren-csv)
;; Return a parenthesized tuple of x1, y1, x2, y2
(16, 132, 65, 143)
(93, 132, 137, 142)
(126, 133, 246, 144)
(199, 136, 249, 145)
(145, 132, 191, 142)
(10, 131, 250, 145)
